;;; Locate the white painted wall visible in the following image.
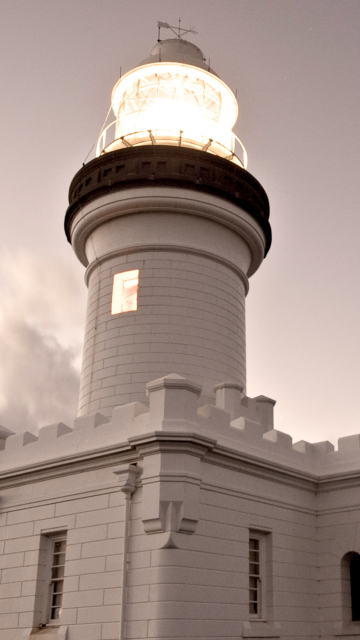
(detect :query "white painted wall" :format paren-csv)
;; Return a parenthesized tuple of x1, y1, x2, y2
(2, 376, 360, 639)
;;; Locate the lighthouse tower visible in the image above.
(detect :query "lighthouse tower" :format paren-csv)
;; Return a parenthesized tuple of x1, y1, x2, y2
(65, 31, 271, 417)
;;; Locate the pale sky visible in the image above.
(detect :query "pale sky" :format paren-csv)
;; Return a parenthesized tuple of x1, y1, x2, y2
(1, 0, 359, 446)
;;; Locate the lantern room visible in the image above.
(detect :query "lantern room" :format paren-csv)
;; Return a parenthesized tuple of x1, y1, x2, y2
(96, 38, 247, 167)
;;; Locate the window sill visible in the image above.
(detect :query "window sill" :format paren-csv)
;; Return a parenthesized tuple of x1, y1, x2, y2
(334, 622, 360, 636)
(25, 626, 68, 640)
(242, 621, 281, 638)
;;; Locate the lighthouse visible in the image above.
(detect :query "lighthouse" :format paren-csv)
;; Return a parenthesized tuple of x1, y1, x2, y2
(65, 28, 271, 417)
(3, 25, 360, 640)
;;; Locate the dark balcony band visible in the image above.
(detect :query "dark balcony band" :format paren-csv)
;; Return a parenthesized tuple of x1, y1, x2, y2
(65, 146, 271, 255)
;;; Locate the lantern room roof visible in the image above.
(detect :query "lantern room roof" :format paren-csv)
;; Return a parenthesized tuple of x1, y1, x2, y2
(138, 38, 217, 75)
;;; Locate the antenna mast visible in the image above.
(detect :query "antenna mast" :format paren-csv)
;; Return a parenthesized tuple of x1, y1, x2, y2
(157, 20, 198, 41)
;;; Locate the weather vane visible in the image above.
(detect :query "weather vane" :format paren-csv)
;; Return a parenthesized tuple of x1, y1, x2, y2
(157, 19, 198, 42)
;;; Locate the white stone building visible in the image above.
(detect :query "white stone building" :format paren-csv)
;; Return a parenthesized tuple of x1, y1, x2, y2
(1, 34, 360, 640)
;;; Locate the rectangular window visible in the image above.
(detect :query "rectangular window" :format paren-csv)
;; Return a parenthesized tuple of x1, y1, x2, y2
(248, 530, 273, 621)
(249, 536, 261, 616)
(29, 530, 68, 630)
(48, 536, 67, 621)
(111, 269, 139, 314)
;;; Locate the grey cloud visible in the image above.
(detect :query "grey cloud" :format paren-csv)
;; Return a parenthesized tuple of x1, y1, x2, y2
(0, 319, 80, 434)
(0, 253, 86, 434)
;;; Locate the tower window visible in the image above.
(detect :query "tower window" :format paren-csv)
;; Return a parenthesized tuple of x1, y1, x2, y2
(111, 269, 139, 314)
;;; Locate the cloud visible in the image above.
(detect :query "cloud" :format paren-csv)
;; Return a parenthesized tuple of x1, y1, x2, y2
(0, 252, 86, 434)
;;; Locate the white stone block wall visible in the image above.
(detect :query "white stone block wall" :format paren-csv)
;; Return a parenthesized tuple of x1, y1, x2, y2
(0, 453, 321, 640)
(78, 250, 246, 415)
(317, 484, 360, 638)
(0, 471, 125, 640)
(0, 468, 359, 640)
(123, 471, 320, 640)
(3, 376, 360, 638)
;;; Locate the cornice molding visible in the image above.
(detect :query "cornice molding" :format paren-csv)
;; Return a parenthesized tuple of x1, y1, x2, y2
(2, 429, 360, 496)
(68, 185, 267, 277)
(202, 478, 317, 516)
(0, 442, 136, 489)
(205, 445, 318, 493)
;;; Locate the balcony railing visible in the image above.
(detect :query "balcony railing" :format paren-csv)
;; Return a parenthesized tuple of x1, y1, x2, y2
(96, 120, 248, 169)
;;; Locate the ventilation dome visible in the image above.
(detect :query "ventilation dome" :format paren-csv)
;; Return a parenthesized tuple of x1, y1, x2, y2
(139, 38, 217, 74)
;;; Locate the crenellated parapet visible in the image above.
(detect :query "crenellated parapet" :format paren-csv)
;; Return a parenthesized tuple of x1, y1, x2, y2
(1, 374, 360, 484)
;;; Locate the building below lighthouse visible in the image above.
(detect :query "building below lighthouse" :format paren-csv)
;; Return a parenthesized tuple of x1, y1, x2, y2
(1, 29, 360, 640)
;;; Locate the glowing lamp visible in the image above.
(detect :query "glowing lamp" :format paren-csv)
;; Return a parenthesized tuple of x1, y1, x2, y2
(96, 39, 247, 167)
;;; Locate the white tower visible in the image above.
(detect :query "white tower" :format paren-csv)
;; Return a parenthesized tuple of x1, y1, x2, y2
(65, 34, 271, 417)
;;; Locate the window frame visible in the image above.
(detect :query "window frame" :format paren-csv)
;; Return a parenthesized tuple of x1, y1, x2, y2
(111, 269, 139, 315)
(350, 552, 360, 621)
(249, 532, 264, 619)
(341, 551, 360, 625)
(248, 529, 273, 622)
(41, 532, 67, 626)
